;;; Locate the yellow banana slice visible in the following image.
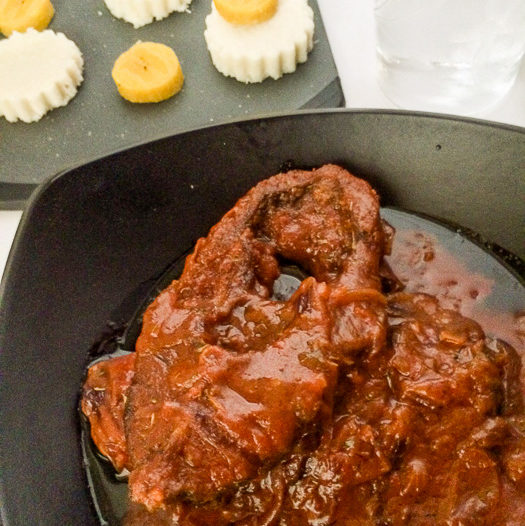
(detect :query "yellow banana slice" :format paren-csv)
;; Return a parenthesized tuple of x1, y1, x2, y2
(112, 41, 184, 103)
(0, 0, 54, 37)
(213, 0, 277, 25)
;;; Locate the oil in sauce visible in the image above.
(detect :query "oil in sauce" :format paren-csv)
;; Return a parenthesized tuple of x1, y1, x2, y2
(81, 209, 525, 525)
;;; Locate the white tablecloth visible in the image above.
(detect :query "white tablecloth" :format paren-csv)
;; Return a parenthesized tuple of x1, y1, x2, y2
(1, 0, 524, 280)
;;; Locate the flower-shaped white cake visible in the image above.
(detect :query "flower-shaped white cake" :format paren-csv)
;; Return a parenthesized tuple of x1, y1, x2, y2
(0, 28, 84, 123)
(204, 0, 315, 83)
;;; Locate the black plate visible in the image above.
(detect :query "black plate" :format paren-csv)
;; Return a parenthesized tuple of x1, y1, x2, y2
(0, 109, 524, 525)
(0, 0, 343, 208)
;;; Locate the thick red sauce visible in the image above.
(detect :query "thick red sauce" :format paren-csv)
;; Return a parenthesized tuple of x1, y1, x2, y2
(387, 229, 525, 386)
(81, 165, 525, 525)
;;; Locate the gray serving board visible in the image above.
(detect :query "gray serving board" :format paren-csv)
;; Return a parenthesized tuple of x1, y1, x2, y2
(0, 0, 343, 208)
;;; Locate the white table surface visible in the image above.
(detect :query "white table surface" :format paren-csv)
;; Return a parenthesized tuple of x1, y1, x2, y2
(1, 0, 524, 281)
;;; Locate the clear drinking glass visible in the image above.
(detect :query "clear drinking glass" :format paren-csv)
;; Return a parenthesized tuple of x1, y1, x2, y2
(374, 0, 525, 114)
